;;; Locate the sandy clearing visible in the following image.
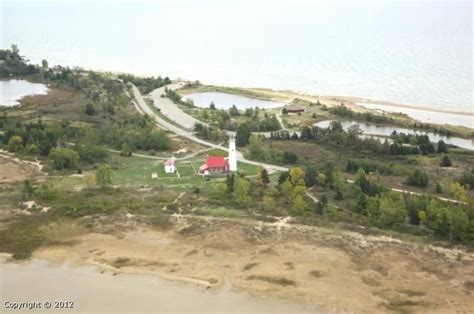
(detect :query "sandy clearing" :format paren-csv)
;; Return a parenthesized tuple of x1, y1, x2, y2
(28, 216, 474, 313)
(0, 152, 44, 184)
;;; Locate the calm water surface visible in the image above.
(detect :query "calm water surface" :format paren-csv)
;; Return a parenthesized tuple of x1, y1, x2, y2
(183, 92, 285, 110)
(314, 120, 474, 151)
(0, 80, 48, 106)
(2, 0, 472, 113)
(0, 259, 314, 313)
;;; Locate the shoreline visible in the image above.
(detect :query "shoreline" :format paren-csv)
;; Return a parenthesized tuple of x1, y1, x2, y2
(0, 256, 313, 314)
(1, 216, 473, 313)
(2, 74, 472, 130)
(96, 68, 473, 117)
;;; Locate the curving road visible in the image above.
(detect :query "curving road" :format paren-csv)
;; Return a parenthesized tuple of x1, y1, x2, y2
(131, 84, 288, 173)
(132, 84, 465, 205)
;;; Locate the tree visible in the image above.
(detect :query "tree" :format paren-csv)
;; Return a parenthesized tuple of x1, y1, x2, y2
(233, 176, 252, 207)
(315, 194, 328, 215)
(355, 192, 368, 213)
(262, 195, 277, 212)
(121, 142, 132, 156)
(209, 101, 216, 110)
(435, 182, 443, 194)
(226, 173, 235, 193)
(282, 151, 298, 164)
(228, 105, 239, 116)
(289, 167, 305, 187)
(292, 195, 306, 214)
(259, 167, 270, 188)
(377, 195, 407, 227)
(449, 182, 467, 202)
(95, 164, 112, 189)
(41, 59, 49, 69)
(279, 180, 293, 199)
(323, 162, 335, 186)
(236, 124, 251, 146)
(440, 155, 452, 167)
(22, 179, 35, 200)
(355, 168, 370, 194)
(316, 173, 326, 187)
(278, 171, 290, 185)
(449, 206, 470, 240)
(406, 169, 429, 187)
(77, 144, 108, 164)
(85, 103, 96, 116)
(248, 134, 265, 159)
(8, 135, 23, 152)
(304, 165, 317, 187)
(425, 200, 450, 237)
(437, 140, 448, 154)
(49, 148, 79, 170)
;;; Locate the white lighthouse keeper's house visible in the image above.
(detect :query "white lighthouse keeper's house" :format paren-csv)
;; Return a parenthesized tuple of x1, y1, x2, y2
(228, 133, 238, 172)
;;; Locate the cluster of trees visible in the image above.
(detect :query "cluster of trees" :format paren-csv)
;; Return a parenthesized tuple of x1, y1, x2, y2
(2, 115, 170, 169)
(457, 170, 474, 190)
(329, 105, 394, 124)
(2, 120, 66, 156)
(296, 122, 452, 157)
(329, 103, 463, 138)
(346, 159, 393, 175)
(406, 169, 429, 187)
(246, 135, 298, 165)
(118, 74, 171, 94)
(49, 147, 80, 170)
(390, 132, 435, 154)
(339, 166, 473, 241)
(194, 123, 227, 142)
(164, 88, 187, 105)
(269, 130, 300, 140)
(100, 117, 170, 152)
(200, 106, 281, 133)
(217, 166, 315, 215)
(0, 45, 37, 77)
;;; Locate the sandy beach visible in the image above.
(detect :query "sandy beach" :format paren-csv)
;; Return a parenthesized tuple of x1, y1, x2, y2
(2, 213, 473, 314)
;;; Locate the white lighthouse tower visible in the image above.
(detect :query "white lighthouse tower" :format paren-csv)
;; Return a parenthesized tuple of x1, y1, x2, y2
(228, 133, 238, 172)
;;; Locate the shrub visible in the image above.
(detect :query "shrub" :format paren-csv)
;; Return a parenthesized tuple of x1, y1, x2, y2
(440, 155, 452, 167)
(406, 169, 429, 187)
(49, 148, 80, 170)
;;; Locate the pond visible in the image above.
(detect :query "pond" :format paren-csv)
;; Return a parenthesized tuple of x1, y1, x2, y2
(182, 92, 286, 110)
(314, 120, 474, 151)
(0, 79, 48, 106)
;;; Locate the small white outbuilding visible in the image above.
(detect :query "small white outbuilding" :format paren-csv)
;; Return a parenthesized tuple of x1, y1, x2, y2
(164, 159, 176, 173)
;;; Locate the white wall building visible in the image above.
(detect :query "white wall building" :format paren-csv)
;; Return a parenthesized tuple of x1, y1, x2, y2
(164, 159, 176, 173)
(228, 134, 238, 172)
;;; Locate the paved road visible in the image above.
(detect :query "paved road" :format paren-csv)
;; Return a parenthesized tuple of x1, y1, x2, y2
(132, 85, 288, 173)
(149, 83, 202, 130)
(133, 85, 465, 204)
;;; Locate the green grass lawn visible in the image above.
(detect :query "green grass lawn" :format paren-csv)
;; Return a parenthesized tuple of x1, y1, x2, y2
(49, 155, 261, 192)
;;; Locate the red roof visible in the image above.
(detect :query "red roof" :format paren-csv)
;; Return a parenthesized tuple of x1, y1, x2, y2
(164, 159, 174, 165)
(206, 156, 228, 168)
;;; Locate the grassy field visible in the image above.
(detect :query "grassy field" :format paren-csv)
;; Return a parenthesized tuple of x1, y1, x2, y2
(48, 154, 261, 193)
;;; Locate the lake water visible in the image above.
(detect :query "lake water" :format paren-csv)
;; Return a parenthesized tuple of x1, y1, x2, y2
(183, 92, 285, 110)
(357, 103, 473, 129)
(314, 120, 474, 151)
(0, 259, 314, 313)
(1, 0, 472, 113)
(0, 80, 48, 106)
